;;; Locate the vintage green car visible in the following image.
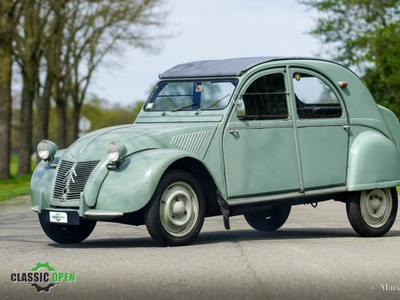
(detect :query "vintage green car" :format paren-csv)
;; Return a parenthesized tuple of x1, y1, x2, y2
(31, 57, 400, 246)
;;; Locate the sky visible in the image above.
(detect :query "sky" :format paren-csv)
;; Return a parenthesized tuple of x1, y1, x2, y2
(88, 0, 322, 107)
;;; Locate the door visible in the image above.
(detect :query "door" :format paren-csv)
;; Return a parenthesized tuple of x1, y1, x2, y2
(223, 70, 301, 198)
(290, 69, 349, 190)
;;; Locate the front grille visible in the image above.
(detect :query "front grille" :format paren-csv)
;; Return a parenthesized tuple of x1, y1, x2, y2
(53, 160, 100, 201)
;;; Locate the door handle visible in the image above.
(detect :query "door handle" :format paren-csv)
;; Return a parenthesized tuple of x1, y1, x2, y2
(343, 124, 351, 134)
(228, 128, 238, 134)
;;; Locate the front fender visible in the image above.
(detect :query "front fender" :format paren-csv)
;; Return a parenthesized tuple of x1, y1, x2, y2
(30, 160, 56, 209)
(95, 149, 198, 212)
(347, 131, 400, 190)
(30, 151, 66, 210)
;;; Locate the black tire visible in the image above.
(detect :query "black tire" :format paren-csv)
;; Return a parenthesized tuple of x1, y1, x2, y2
(39, 215, 96, 244)
(244, 205, 291, 231)
(346, 187, 398, 237)
(144, 170, 206, 246)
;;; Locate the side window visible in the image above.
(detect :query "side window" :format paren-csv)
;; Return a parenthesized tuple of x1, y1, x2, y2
(293, 73, 342, 119)
(238, 73, 288, 120)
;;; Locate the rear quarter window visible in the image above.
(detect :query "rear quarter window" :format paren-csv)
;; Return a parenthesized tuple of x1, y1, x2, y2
(293, 73, 342, 119)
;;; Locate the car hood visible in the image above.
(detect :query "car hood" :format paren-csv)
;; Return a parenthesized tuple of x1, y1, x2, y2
(61, 123, 218, 161)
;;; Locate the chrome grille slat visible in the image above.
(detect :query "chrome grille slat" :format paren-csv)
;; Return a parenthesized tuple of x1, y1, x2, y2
(53, 160, 100, 201)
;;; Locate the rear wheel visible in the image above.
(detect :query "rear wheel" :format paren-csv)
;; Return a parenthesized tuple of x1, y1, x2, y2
(244, 205, 291, 231)
(144, 170, 205, 246)
(39, 215, 96, 244)
(346, 187, 398, 237)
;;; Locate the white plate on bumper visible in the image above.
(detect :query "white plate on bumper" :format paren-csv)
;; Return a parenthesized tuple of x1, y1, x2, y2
(39, 210, 80, 225)
(50, 211, 68, 223)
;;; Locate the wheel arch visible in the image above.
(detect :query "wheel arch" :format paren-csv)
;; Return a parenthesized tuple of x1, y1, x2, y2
(166, 157, 222, 217)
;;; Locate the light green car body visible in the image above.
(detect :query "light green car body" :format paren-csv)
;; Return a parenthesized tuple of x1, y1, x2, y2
(31, 57, 400, 239)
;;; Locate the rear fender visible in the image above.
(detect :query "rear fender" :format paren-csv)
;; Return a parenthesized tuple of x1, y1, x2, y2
(347, 131, 400, 190)
(378, 105, 400, 150)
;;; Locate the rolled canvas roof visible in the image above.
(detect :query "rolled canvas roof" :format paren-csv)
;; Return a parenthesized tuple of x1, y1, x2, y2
(159, 57, 280, 78)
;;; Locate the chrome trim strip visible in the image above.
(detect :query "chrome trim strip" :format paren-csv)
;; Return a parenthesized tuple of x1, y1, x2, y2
(84, 210, 124, 220)
(228, 186, 347, 206)
(84, 210, 123, 217)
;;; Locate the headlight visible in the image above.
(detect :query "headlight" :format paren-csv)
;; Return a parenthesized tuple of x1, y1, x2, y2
(37, 140, 58, 161)
(107, 141, 127, 163)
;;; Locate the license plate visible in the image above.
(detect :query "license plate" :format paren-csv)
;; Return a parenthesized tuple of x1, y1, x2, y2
(49, 211, 68, 223)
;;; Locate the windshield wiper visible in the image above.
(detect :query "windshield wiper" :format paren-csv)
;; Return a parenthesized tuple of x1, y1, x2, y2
(195, 94, 230, 115)
(162, 102, 196, 116)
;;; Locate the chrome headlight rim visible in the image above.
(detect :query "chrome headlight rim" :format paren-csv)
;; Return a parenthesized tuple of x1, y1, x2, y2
(107, 141, 127, 163)
(37, 140, 58, 161)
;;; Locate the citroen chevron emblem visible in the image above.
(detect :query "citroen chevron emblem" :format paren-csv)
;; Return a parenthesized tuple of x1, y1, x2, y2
(64, 166, 77, 183)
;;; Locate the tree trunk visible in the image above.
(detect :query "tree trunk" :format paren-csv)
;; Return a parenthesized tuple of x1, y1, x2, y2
(17, 0, 49, 176)
(0, 0, 20, 179)
(36, 72, 52, 142)
(0, 37, 12, 180)
(17, 70, 36, 176)
(56, 102, 68, 149)
(72, 101, 81, 142)
(36, 0, 65, 145)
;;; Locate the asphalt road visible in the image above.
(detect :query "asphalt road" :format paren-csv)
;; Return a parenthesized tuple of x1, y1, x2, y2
(1, 196, 400, 300)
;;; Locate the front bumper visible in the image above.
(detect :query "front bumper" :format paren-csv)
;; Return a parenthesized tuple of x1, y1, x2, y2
(31, 190, 124, 222)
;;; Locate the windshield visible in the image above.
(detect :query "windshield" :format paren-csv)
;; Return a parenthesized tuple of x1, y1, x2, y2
(145, 80, 237, 112)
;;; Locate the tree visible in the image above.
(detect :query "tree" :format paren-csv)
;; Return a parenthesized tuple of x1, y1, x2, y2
(0, 0, 23, 179)
(13, 0, 52, 176)
(81, 96, 144, 131)
(54, 0, 169, 147)
(299, 0, 400, 115)
(35, 1, 66, 149)
(10, 0, 169, 174)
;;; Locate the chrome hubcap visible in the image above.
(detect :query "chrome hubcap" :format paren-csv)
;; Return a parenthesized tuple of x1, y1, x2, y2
(360, 189, 392, 228)
(160, 182, 199, 237)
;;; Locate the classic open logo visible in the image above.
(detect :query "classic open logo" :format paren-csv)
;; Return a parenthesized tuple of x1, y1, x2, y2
(11, 262, 76, 293)
(50, 211, 68, 223)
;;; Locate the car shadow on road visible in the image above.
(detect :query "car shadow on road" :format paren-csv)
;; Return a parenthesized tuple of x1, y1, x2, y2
(50, 236, 157, 248)
(47, 228, 400, 249)
(195, 227, 400, 245)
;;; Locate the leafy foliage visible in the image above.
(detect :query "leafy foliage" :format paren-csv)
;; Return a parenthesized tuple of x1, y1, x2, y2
(81, 97, 144, 131)
(299, 0, 400, 116)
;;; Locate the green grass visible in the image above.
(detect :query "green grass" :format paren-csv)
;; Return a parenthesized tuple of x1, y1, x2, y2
(0, 156, 32, 202)
(0, 175, 31, 201)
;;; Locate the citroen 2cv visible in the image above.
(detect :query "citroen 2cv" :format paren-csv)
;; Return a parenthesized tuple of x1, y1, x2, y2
(31, 57, 400, 246)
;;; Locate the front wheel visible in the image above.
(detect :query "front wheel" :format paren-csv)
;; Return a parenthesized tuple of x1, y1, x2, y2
(39, 215, 96, 244)
(346, 187, 398, 237)
(244, 205, 291, 231)
(144, 170, 206, 246)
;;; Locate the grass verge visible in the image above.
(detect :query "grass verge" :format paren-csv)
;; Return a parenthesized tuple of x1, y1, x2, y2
(0, 156, 33, 202)
(0, 175, 31, 201)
